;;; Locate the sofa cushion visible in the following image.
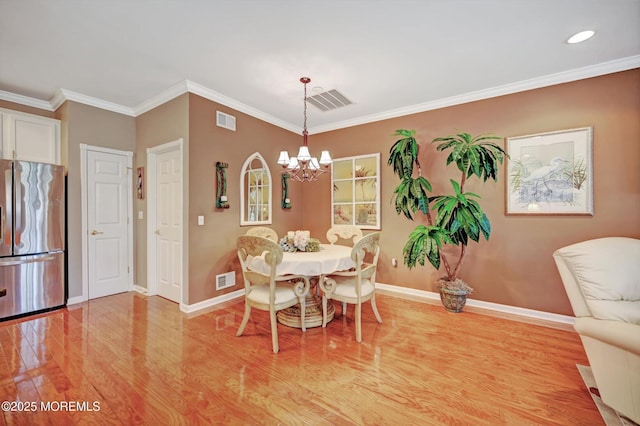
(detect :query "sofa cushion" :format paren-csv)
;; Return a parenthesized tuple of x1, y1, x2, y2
(557, 237, 640, 324)
(587, 300, 640, 325)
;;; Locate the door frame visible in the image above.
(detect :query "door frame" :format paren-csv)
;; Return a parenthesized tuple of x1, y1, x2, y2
(146, 138, 187, 305)
(80, 144, 134, 302)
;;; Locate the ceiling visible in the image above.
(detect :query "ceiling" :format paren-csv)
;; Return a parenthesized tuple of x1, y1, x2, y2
(1, 1, 639, 134)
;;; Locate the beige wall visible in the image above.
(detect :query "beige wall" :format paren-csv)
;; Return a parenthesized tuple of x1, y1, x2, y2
(135, 94, 190, 290)
(63, 101, 136, 298)
(304, 69, 640, 316)
(186, 94, 302, 304)
(134, 93, 302, 304)
(3, 69, 638, 315)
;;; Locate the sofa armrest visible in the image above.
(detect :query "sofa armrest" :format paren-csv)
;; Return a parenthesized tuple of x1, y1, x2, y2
(575, 317, 640, 355)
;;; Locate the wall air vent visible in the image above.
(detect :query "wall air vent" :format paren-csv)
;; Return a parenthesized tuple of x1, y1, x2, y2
(216, 111, 236, 131)
(215, 271, 236, 290)
(307, 89, 352, 112)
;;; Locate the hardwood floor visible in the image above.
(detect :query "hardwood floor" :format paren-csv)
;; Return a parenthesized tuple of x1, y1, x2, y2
(0, 292, 602, 425)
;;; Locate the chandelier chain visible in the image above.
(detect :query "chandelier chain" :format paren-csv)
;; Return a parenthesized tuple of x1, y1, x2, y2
(303, 79, 308, 137)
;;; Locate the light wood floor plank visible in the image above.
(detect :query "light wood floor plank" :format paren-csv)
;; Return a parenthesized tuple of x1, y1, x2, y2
(0, 292, 602, 425)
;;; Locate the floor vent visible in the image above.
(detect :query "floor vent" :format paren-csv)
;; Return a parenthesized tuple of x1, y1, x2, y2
(216, 271, 236, 290)
(216, 111, 236, 131)
(307, 89, 352, 111)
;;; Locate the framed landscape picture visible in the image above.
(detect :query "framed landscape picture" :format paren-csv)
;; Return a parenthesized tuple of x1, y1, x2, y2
(506, 127, 593, 215)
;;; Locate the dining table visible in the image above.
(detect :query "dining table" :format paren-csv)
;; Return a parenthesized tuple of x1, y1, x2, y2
(246, 243, 355, 328)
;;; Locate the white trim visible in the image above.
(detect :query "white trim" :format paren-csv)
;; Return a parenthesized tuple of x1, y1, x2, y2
(179, 289, 245, 314)
(58, 89, 135, 116)
(133, 80, 189, 116)
(0, 90, 54, 111)
(80, 144, 134, 301)
(1, 55, 637, 131)
(66, 295, 87, 305)
(146, 139, 186, 303)
(309, 55, 640, 134)
(184, 80, 298, 133)
(171, 282, 575, 329)
(375, 282, 576, 328)
(134, 285, 148, 295)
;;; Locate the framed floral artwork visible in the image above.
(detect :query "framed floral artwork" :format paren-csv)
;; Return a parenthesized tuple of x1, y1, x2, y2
(506, 127, 593, 215)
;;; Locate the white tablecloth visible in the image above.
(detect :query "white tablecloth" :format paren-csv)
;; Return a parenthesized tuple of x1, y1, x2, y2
(247, 244, 354, 277)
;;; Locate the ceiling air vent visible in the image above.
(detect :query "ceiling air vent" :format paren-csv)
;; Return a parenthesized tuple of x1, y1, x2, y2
(307, 89, 352, 112)
(216, 111, 236, 131)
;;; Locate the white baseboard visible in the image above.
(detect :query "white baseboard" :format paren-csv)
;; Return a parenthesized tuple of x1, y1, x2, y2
(134, 285, 148, 295)
(72, 280, 574, 331)
(66, 295, 87, 305)
(180, 289, 244, 314)
(376, 282, 576, 331)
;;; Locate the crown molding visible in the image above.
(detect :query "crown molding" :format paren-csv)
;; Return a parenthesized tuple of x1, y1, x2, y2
(0, 89, 54, 111)
(1, 56, 638, 131)
(132, 80, 189, 116)
(309, 55, 640, 134)
(55, 89, 136, 116)
(184, 80, 300, 133)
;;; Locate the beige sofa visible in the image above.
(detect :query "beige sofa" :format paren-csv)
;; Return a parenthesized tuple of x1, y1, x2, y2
(553, 237, 640, 424)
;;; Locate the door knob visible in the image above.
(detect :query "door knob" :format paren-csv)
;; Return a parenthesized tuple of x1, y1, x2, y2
(91, 230, 104, 235)
(154, 229, 160, 235)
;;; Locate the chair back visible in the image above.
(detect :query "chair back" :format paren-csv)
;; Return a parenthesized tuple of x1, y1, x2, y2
(237, 235, 283, 289)
(246, 226, 279, 242)
(553, 237, 640, 321)
(326, 225, 363, 245)
(351, 232, 380, 282)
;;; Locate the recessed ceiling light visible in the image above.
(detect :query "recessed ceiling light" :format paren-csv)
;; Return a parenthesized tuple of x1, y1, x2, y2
(567, 30, 596, 44)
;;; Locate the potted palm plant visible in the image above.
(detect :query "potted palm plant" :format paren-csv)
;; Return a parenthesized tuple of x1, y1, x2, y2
(388, 129, 507, 312)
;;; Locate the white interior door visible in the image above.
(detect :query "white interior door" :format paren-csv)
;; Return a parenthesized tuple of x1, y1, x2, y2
(87, 150, 131, 299)
(155, 147, 182, 303)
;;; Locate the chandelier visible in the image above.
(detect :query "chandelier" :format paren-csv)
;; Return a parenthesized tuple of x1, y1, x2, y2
(277, 77, 332, 182)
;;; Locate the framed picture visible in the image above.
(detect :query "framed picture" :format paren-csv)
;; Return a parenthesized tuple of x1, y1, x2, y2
(136, 167, 144, 199)
(331, 153, 381, 229)
(506, 127, 593, 215)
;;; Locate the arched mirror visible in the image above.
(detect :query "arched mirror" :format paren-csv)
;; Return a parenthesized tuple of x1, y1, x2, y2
(240, 152, 272, 226)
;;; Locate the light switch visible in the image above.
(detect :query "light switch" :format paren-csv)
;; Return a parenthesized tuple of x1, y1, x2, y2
(197, 215, 205, 226)
(138, 211, 144, 220)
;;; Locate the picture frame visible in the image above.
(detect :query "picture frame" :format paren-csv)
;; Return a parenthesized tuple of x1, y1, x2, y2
(136, 167, 144, 199)
(506, 127, 593, 215)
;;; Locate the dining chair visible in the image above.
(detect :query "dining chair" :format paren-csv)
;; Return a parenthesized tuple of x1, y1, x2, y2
(325, 225, 363, 245)
(236, 235, 310, 353)
(246, 226, 279, 242)
(320, 232, 382, 342)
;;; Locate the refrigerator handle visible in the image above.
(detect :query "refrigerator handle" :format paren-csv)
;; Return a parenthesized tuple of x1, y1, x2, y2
(4, 168, 11, 248)
(14, 168, 20, 243)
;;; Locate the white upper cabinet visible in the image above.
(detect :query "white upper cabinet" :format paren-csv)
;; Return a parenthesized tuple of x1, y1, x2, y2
(1, 108, 61, 165)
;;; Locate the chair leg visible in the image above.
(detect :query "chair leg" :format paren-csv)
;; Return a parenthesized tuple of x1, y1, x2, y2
(355, 302, 362, 343)
(270, 310, 279, 353)
(322, 296, 328, 328)
(370, 294, 382, 323)
(342, 302, 347, 316)
(236, 303, 251, 336)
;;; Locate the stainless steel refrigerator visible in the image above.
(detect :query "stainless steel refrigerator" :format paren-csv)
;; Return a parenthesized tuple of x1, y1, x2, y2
(0, 160, 65, 320)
